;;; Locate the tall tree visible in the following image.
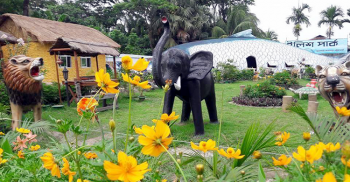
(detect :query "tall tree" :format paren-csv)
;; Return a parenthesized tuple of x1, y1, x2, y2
(318, 5, 345, 39)
(260, 29, 278, 41)
(23, 0, 30, 16)
(286, 3, 311, 40)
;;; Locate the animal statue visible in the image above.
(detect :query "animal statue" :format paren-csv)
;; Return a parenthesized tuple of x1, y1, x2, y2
(291, 68, 301, 79)
(253, 71, 259, 81)
(316, 62, 350, 122)
(1, 55, 44, 130)
(152, 17, 218, 135)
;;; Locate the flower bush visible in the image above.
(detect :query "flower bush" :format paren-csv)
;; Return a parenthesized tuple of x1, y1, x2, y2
(243, 80, 286, 99)
(270, 71, 299, 89)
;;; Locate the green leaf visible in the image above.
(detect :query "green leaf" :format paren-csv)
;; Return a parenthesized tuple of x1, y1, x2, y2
(1, 139, 13, 157)
(258, 161, 266, 182)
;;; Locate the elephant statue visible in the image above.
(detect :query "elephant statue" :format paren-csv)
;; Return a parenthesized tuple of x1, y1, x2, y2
(152, 17, 218, 135)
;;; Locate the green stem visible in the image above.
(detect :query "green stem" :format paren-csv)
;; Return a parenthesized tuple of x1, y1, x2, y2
(61, 145, 93, 159)
(98, 120, 105, 148)
(75, 157, 83, 179)
(78, 88, 101, 126)
(103, 150, 114, 161)
(63, 133, 72, 152)
(112, 131, 117, 154)
(125, 76, 132, 152)
(217, 90, 224, 146)
(159, 92, 166, 117)
(82, 121, 91, 147)
(112, 93, 119, 121)
(282, 145, 306, 181)
(346, 165, 348, 176)
(160, 144, 187, 182)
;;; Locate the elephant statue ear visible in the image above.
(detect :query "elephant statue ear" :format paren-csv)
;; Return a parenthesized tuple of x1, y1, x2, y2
(187, 51, 213, 80)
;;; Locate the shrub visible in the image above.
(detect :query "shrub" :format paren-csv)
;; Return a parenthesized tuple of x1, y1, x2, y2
(304, 66, 316, 79)
(0, 83, 9, 106)
(243, 80, 286, 99)
(214, 60, 254, 82)
(270, 71, 299, 88)
(232, 96, 285, 107)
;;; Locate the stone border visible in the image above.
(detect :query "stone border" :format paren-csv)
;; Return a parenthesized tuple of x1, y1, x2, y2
(229, 101, 282, 108)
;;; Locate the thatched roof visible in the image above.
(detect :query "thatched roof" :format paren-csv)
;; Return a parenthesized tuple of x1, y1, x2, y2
(0, 30, 17, 45)
(50, 37, 120, 56)
(0, 13, 120, 50)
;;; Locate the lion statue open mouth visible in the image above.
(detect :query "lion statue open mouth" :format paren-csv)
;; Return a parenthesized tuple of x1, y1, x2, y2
(316, 62, 350, 120)
(1, 55, 44, 130)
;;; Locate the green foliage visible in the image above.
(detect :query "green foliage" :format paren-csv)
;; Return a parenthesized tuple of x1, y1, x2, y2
(42, 83, 66, 105)
(304, 66, 316, 79)
(271, 71, 299, 87)
(0, 83, 9, 106)
(243, 80, 286, 98)
(212, 26, 227, 38)
(215, 60, 254, 82)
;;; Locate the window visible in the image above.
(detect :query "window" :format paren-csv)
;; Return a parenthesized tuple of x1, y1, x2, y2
(59, 55, 71, 68)
(81, 57, 91, 68)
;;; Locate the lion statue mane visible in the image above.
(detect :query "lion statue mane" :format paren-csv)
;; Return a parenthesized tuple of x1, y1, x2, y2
(1, 55, 44, 130)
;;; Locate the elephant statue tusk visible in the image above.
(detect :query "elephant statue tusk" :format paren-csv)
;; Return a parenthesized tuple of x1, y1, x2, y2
(174, 76, 181, 90)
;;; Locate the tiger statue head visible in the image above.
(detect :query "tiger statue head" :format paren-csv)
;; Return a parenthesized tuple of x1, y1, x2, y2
(316, 62, 350, 115)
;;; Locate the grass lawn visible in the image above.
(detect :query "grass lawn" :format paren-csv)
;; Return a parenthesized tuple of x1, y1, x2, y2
(32, 79, 334, 150)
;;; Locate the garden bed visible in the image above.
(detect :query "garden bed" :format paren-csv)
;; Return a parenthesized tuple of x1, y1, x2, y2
(232, 96, 297, 107)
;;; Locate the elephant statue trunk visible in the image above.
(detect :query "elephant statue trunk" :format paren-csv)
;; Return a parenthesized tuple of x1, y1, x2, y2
(152, 17, 170, 87)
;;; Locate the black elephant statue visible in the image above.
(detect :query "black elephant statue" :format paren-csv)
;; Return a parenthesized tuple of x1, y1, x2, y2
(152, 17, 218, 135)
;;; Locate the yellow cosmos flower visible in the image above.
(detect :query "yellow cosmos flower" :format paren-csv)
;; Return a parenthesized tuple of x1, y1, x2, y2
(16, 127, 30, 134)
(252, 151, 262, 159)
(324, 142, 341, 153)
(272, 154, 292, 166)
(0, 158, 7, 165)
(0, 131, 5, 135)
(95, 69, 120, 94)
(104, 151, 150, 182)
(191, 139, 218, 153)
(40, 152, 61, 178)
(122, 73, 151, 89)
(138, 121, 173, 157)
(77, 179, 89, 182)
(30, 145, 41, 151)
(341, 156, 350, 167)
(0, 148, 3, 157)
(121, 56, 149, 71)
(293, 145, 323, 164)
(152, 112, 180, 124)
(77, 97, 98, 116)
(345, 174, 350, 182)
(84, 152, 98, 159)
(121, 56, 133, 70)
(336, 106, 350, 116)
(315, 172, 337, 182)
(275, 132, 290, 146)
(303, 132, 311, 142)
(134, 126, 143, 135)
(218, 148, 244, 159)
(156, 180, 167, 182)
(62, 158, 76, 182)
(17, 150, 24, 159)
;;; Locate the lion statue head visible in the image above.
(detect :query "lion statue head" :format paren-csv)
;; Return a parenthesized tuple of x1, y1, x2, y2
(316, 62, 350, 116)
(1, 55, 44, 106)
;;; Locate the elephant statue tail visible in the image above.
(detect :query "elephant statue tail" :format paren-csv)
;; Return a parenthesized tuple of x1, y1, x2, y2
(152, 16, 170, 87)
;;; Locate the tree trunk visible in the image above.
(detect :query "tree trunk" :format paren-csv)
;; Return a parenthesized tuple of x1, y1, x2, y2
(23, 0, 30, 16)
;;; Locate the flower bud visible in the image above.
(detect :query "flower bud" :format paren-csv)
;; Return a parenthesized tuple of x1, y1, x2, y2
(176, 159, 181, 164)
(252, 151, 262, 159)
(318, 166, 325, 171)
(129, 136, 135, 142)
(342, 140, 350, 158)
(195, 164, 204, 175)
(155, 170, 159, 173)
(179, 151, 183, 157)
(99, 92, 105, 99)
(56, 119, 63, 124)
(240, 170, 245, 175)
(158, 161, 162, 165)
(303, 132, 311, 142)
(197, 175, 203, 180)
(109, 120, 116, 132)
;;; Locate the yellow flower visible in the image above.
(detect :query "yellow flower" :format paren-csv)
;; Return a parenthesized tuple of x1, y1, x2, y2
(252, 151, 262, 159)
(316, 172, 337, 182)
(132, 57, 149, 71)
(217, 147, 244, 159)
(77, 179, 89, 182)
(156, 180, 167, 182)
(303, 132, 311, 142)
(78, 151, 81, 155)
(345, 174, 350, 182)
(122, 73, 151, 89)
(275, 132, 290, 146)
(95, 69, 120, 94)
(62, 158, 76, 182)
(17, 150, 24, 159)
(29, 145, 41, 151)
(152, 112, 180, 124)
(84, 152, 98, 159)
(336, 106, 350, 116)
(134, 126, 143, 135)
(272, 154, 292, 166)
(138, 121, 173, 157)
(191, 139, 218, 153)
(279, 87, 282, 90)
(77, 97, 98, 116)
(257, 84, 259, 87)
(324, 142, 341, 153)
(16, 127, 30, 134)
(40, 152, 61, 178)
(0, 158, 7, 165)
(341, 156, 350, 167)
(0, 132, 4, 135)
(104, 151, 150, 182)
(121, 56, 133, 70)
(343, 141, 350, 158)
(293, 145, 323, 164)
(111, 149, 115, 153)
(0, 148, 3, 157)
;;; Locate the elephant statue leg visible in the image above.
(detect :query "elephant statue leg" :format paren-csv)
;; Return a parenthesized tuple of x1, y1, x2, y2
(181, 101, 191, 122)
(163, 87, 176, 115)
(205, 88, 219, 124)
(188, 80, 204, 135)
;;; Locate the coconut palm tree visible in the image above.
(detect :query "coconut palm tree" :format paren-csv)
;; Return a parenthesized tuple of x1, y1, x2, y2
(318, 5, 345, 39)
(260, 29, 279, 41)
(286, 3, 311, 40)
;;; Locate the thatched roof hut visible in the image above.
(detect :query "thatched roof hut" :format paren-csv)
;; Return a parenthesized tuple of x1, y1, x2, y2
(0, 13, 120, 52)
(0, 30, 17, 46)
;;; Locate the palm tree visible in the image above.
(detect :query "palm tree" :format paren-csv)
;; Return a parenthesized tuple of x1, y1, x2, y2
(226, 5, 262, 36)
(318, 5, 345, 39)
(286, 3, 311, 40)
(260, 29, 278, 41)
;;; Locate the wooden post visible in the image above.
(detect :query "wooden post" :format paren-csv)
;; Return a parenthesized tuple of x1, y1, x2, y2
(282, 96, 293, 112)
(113, 56, 117, 79)
(95, 55, 99, 71)
(54, 52, 62, 103)
(74, 51, 80, 80)
(239, 85, 245, 96)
